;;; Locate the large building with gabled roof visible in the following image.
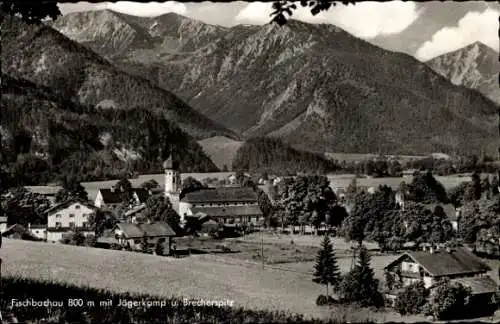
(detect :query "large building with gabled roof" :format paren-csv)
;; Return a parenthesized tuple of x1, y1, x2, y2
(163, 155, 263, 226)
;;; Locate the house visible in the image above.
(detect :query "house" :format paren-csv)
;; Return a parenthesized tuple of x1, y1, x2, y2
(163, 156, 263, 226)
(43, 199, 97, 242)
(94, 187, 150, 209)
(28, 224, 47, 241)
(25, 186, 62, 205)
(422, 203, 458, 230)
(2, 224, 41, 241)
(0, 216, 7, 233)
(114, 222, 176, 252)
(384, 245, 498, 307)
(122, 203, 147, 222)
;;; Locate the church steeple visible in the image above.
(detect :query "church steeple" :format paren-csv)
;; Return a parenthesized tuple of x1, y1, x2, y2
(163, 151, 180, 195)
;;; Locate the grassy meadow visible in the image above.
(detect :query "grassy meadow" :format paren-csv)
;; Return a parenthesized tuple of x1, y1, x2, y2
(197, 136, 245, 170)
(0, 238, 430, 323)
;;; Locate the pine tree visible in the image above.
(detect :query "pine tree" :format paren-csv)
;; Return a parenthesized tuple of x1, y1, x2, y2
(340, 245, 383, 307)
(312, 235, 341, 298)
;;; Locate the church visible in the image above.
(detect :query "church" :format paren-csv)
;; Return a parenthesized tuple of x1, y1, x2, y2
(163, 157, 263, 226)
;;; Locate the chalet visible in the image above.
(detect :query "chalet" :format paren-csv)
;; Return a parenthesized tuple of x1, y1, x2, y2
(384, 245, 497, 307)
(94, 187, 150, 209)
(44, 199, 97, 242)
(163, 156, 263, 226)
(0, 216, 7, 233)
(114, 222, 176, 251)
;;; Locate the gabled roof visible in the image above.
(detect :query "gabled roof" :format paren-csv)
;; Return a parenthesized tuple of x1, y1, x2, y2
(191, 205, 262, 217)
(422, 203, 457, 221)
(43, 199, 96, 215)
(98, 188, 150, 205)
(115, 222, 175, 239)
(385, 247, 491, 277)
(181, 187, 258, 203)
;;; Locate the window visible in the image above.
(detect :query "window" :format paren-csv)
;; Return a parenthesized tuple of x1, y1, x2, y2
(82, 222, 88, 228)
(69, 213, 75, 218)
(75, 205, 80, 209)
(56, 214, 61, 218)
(134, 239, 141, 244)
(55, 222, 61, 229)
(82, 213, 88, 218)
(69, 222, 75, 228)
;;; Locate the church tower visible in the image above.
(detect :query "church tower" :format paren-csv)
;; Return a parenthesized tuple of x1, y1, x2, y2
(163, 155, 181, 215)
(163, 155, 180, 195)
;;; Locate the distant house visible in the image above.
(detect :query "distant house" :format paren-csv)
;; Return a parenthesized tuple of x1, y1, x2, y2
(422, 203, 458, 230)
(0, 216, 7, 233)
(28, 224, 47, 241)
(114, 222, 176, 252)
(24, 186, 62, 205)
(2, 224, 41, 241)
(384, 245, 498, 306)
(94, 187, 150, 209)
(123, 203, 147, 222)
(44, 199, 97, 242)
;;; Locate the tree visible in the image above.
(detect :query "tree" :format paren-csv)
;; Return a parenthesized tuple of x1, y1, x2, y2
(312, 235, 341, 299)
(339, 245, 383, 307)
(395, 281, 429, 315)
(143, 194, 180, 230)
(1, 2, 61, 24)
(406, 171, 448, 204)
(55, 176, 88, 203)
(345, 178, 358, 203)
(2, 187, 51, 226)
(88, 209, 117, 237)
(256, 188, 274, 225)
(425, 279, 472, 320)
(180, 176, 207, 199)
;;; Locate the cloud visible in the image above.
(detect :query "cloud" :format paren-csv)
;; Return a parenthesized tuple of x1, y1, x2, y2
(60, 1, 187, 17)
(415, 9, 499, 61)
(234, 1, 422, 38)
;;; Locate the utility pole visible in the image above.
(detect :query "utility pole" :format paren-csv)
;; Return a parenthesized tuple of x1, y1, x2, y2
(261, 228, 265, 270)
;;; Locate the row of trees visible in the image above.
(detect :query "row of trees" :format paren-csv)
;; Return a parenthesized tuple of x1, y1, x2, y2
(313, 236, 383, 307)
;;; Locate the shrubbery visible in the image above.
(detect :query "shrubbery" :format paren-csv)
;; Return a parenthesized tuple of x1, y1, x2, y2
(395, 281, 429, 315)
(1, 276, 346, 324)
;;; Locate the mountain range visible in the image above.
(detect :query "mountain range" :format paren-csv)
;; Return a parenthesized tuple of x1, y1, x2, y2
(1, 13, 237, 141)
(49, 10, 499, 157)
(426, 41, 500, 105)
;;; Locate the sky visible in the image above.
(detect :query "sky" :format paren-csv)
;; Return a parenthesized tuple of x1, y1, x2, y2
(58, 1, 499, 61)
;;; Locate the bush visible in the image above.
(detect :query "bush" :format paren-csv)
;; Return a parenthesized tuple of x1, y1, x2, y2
(425, 279, 472, 320)
(316, 295, 338, 306)
(395, 281, 429, 315)
(1, 276, 344, 323)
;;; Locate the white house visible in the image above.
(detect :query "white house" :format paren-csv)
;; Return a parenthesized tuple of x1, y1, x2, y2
(28, 224, 47, 241)
(163, 156, 263, 226)
(44, 199, 97, 242)
(0, 216, 7, 233)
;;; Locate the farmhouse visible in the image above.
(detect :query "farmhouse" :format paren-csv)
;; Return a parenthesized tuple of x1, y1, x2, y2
(44, 199, 96, 242)
(384, 245, 498, 306)
(163, 156, 263, 226)
(1, 224, 40, 241)
(94, 187, 150, 209)
(114, 222, 176, 251)
(0, 216, 7, 233)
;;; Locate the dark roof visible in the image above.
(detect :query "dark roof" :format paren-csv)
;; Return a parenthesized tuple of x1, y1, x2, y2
(451, 276, 499, 295)
(98, 188, 150, 204)
(385, 247, 491, 277)
(191, 205, 262, 217)
(182, 187, 258, 203)
(43, 199, 96, 215)
(2, 224, 40, 240)
(115, 222, 175, 239)
(422, 203, 457, 221)
(133, 189, 150, 203)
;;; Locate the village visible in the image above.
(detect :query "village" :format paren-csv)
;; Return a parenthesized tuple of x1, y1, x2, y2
(1, 154, 499, 322)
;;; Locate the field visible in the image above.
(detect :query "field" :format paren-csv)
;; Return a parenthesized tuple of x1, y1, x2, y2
(197, 136, 245, 170)
(1, 238, 430, 323)
(325, 152, 425, 163)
